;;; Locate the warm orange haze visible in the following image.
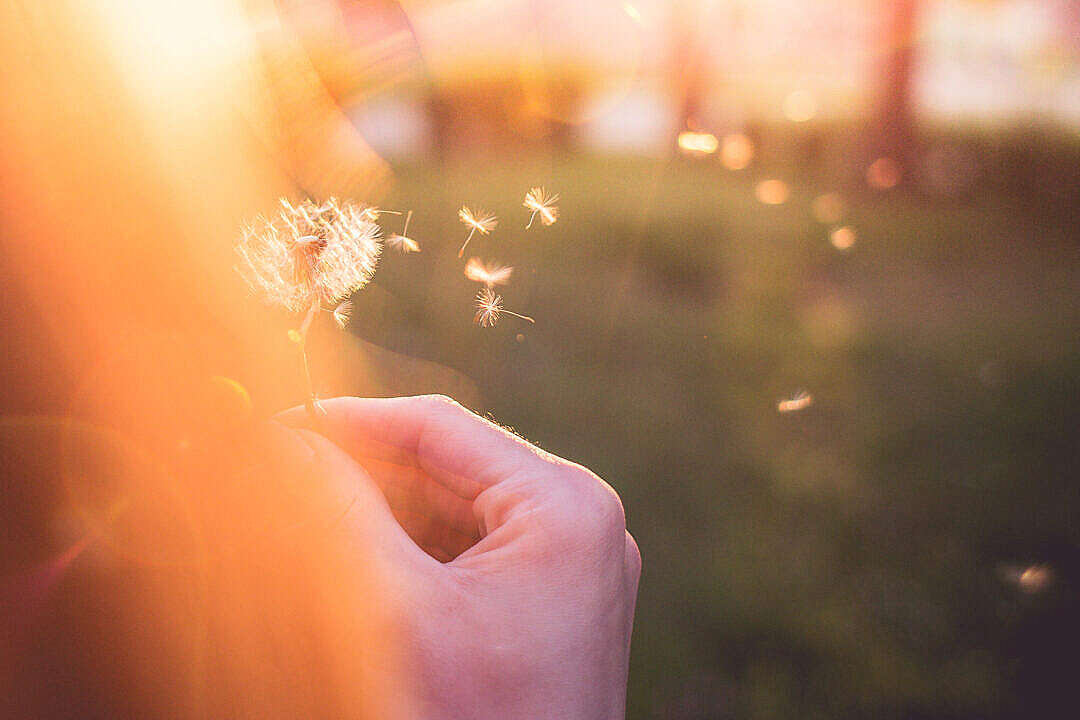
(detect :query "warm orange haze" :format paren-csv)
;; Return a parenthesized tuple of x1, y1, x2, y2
(2, 1, 1079, 719)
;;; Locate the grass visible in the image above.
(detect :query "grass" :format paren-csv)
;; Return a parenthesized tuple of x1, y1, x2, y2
(347, 153, 1079, 719)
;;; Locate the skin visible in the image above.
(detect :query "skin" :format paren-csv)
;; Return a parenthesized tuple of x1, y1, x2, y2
(277, 395, 641, 720)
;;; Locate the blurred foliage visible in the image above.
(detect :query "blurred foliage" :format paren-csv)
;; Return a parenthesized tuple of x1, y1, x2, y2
(348, 132, 1080, 719)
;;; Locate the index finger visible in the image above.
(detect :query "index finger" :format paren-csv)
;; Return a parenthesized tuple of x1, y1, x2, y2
(276, 395, 564, 501)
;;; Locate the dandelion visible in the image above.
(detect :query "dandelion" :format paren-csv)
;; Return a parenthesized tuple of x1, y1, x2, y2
(474, 287, 534, 328)
(236, 197, 382, 416)
(464, 257, 513, 287)
(237, 197, 382, 312)
(359, 206, 402, 223)
(458, 207, 497, 257)
(777, 391, 813, 413)
(332, 300, 353, 329)
(523, 187, 559, 229)
(386, 211, 420, 253)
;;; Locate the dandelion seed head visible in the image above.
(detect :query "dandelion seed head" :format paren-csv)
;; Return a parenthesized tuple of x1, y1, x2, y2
(474, 287, 504, 327)
(459, 207, 498, 235)
(465, 257, 514, 287)
(777, 391, 813, 413)
(332, 300, 354, 329)
(523, 187, 559, 227)
(236, 197, 382, 312)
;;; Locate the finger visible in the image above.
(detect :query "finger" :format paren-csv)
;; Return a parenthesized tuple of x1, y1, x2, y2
(277, 395, 568, 501)
(360, 456, 480, 542)
(284, 426, 434, 575)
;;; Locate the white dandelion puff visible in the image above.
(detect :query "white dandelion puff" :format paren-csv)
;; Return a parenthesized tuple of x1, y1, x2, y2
(236, 197, 382, 419)
(777, 391, 813, 413)
(458, 207, 497, 257)
(236, 197, 382, 313)
(332, 300, 354, 329)
(464, 257, 513, 287)
(474, 287, 534, 328)
(386, 210, 420, 253)
(523, 187, 559, 229)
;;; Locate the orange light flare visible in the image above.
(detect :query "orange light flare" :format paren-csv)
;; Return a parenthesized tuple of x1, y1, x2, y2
(677, 130, 719, 156)
(830, 226, 857, 251)
(721, 133, 755, 170)
(867, 157, 902, 189)
(755, 179, 790, 205)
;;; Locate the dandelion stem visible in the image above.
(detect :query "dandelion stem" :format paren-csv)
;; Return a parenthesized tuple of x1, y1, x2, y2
(504, 310, 535, 323)
(298, 299, 323, 419)
(526, 211, 538, 230)
(458, 228, 475, 257)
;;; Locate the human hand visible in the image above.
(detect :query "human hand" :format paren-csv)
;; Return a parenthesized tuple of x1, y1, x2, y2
(277, 395, 640, 720)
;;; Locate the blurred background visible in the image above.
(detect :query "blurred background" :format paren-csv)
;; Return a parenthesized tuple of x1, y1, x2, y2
(3, 1, 1079, 718)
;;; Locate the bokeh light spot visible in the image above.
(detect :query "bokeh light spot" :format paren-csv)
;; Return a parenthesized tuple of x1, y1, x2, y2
(830, 226, 856, 250)
(755, 179, 789, 205)
(677, 131, 718, 156)
(867, 157, 901, 189)
(721, 133, 754, 170)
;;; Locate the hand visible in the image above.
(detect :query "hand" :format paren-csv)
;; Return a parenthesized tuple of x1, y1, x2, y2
(277, 395, 640, 720)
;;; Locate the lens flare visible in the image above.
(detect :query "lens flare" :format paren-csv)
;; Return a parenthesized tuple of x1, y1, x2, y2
(721, 133, 754, 170)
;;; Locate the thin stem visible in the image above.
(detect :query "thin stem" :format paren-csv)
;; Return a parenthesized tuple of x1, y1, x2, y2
(458, 227, 476, 257)
(298, 298, 322, 419)
(526, 210, 538, 230)
(503, 309, 535, 323)
(402, 210, 412, 236)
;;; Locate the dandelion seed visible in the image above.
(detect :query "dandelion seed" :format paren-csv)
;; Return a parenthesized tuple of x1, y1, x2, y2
(464, 257, 513, 287)
(458, 207, 497, 257)
(332, 300, 354, 329)
(386, 211, 420, 253)
(236, 197, 382, 313)
(474, 287, 534, 328)
(777, 391, 813, 413)
(523, 187, 559, 229)
(359, 206, 402, 223)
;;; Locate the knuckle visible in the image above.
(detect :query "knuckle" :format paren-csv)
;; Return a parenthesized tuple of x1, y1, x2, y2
(554, 464, 626, 536)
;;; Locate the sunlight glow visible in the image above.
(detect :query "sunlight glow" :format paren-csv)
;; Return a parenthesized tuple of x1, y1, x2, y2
(783, 90, 818, 122)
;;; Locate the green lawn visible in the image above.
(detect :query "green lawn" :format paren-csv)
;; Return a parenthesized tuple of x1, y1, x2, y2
(350, 154, 1079, 719)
